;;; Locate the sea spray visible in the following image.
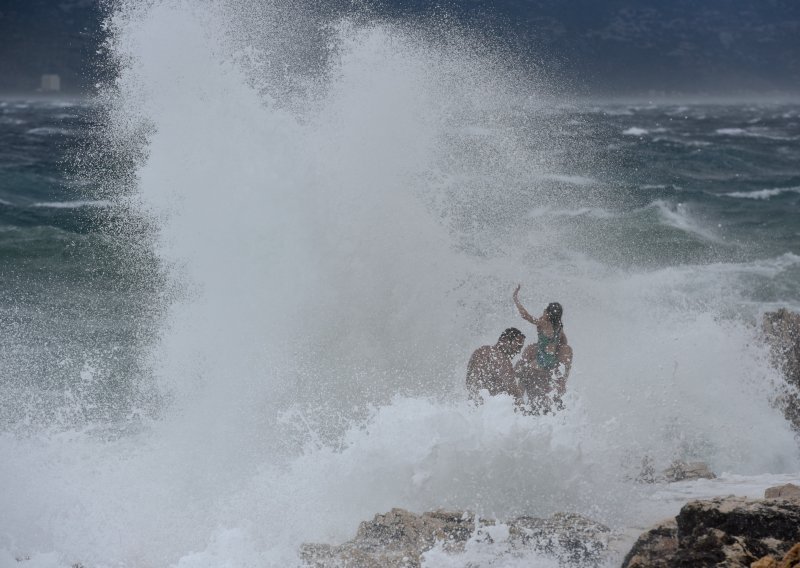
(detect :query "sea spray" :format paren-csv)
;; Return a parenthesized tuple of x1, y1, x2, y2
(1, 1, 799, 567)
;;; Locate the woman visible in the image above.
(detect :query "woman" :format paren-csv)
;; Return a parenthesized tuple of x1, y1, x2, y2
(512, 284, 573, 413)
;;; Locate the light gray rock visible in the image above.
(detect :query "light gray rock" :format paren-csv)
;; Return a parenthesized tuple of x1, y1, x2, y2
(300, 508, 611, 567)
(661, 460, 716, 482)
(765, 483, 800, 502)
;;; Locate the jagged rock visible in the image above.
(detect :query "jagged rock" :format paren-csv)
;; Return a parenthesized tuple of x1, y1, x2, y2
(661, 460, 716, 482)
(763, 309, 800, 430)
(631, 457, 716, 484)
(766, 484, 800, 502)
(622, 496, 800, 568)
(300, 508, 470, 568)
(751, 542, 800, 568)
(764, 309, 800, 387)
(621, 519, 678, 568)
(508, 512, 612, 565)
(300, 508, 611, 567)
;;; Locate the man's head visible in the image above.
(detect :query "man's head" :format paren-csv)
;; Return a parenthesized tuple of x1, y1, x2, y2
(497, 327, 525, 357)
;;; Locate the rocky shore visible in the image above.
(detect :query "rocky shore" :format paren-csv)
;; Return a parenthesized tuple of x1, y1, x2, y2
(298, 310, 800, 567)
(300, 485, 800, 567)
(300, 508, 612, 567)
(622, 485, 800, 568)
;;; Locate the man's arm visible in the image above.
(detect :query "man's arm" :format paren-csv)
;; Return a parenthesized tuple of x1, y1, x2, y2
(466, 349, 485, 396)
(500, 359, 523, 403)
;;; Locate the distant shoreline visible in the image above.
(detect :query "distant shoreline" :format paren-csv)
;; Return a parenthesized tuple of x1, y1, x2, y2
(2, 90, 796, 106)
(0, 92, 92, 103)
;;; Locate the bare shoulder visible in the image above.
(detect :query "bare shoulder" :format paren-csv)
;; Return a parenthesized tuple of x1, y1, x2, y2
(469, 345, 492, 362)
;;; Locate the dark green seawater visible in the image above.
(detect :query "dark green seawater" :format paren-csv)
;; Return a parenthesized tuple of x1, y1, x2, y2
(0, 99, 161, 427)
(1, 97, 799, 427)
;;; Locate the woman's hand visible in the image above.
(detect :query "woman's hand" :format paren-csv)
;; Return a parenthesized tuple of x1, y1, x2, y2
(513, 284, 536, 325)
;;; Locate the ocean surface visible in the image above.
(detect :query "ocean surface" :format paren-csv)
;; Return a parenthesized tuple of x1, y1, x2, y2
(1, 3, 800, 567)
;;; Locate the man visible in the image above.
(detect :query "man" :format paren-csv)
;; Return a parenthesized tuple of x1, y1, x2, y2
(466, 327, 525, 403)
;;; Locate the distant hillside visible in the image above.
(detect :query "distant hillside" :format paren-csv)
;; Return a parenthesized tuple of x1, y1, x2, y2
(1, 0, 798, 95)
(0, 0, 106, 93)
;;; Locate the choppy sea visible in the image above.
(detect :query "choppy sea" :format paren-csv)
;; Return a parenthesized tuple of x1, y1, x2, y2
(1, 4, 800, 567)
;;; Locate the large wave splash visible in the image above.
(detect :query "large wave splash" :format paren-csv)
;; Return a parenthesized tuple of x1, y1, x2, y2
(1, 1, 798, 566)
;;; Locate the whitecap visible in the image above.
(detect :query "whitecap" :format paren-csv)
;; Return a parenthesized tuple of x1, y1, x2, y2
(671, 138, 711, 147)
(622, 127, 648, 136)
(30, 200, 113, 209)
(25, 127, 73, 136)
(724, 186, 800, 200)
(715, 128, 746, 136)
(715, 127, 796, 141)
(648, 200, 722, 243)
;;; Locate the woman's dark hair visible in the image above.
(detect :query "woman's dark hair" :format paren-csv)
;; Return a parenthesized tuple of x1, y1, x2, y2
(546, 302, 563, 327)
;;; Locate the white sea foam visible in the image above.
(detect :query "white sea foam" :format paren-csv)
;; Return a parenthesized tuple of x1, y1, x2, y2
(653, 136, 711, 147)
(31, 200, 113, 209)
(715, 127, 796, 141)
(2, 2, 798, 567)
(724, 186, 800, 200)
(622, 127, 648, 136)
(716, 127, 746, 136)
(649, 199, 723, 243)
(25, 127, 73, 136)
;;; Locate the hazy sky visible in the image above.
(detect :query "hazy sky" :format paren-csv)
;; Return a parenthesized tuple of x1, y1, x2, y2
(0, 0, 798, 95)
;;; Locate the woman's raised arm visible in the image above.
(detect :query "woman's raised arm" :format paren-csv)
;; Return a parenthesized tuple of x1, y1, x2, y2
(513, 284, 540, 326)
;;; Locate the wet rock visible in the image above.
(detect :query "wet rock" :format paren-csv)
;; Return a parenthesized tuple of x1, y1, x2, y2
(300, 508, 611, 567)
(763, 309, 800, 430)
(622, 496, 800, 568)
(300, 508, 468, 568)
(751, 542, 800, 568)
(632, 457, 716, 484)
(508, 512, 612, 565)
(764, 309, 800, 387)
(621, 519, 678, 568)
(661, 460, 716, 482)
(766, 484, 800, 502)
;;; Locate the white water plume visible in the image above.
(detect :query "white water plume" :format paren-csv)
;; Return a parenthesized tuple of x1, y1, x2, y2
(1, 1, 799, 567)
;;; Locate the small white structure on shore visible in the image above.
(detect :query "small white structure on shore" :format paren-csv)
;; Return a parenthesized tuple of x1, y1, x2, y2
(41, 74, 61, 92)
